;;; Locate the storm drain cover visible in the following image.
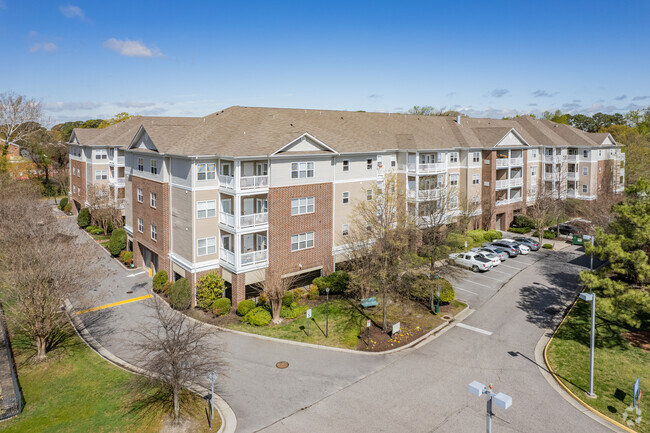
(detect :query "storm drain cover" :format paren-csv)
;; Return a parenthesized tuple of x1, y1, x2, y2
(126, 291, 133, 294)
(276, 361, 289, 369)
(442, 315, 452, 321)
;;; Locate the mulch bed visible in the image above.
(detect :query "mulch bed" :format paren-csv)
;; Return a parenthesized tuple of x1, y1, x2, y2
(623, 330, 650, 351)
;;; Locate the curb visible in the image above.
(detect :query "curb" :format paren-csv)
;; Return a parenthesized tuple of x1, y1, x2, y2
(64, 299, 237, 433)
(540, 296, 635, 433)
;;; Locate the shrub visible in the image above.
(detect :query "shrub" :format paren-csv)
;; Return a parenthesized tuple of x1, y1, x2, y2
(292, 287, 306, 302)
(257, 292, 268, 306)
(511, 215, 535, 228)
(169, 278, 191, 310)
(485, 230, 502, 242)
(282, 292, 294, 307)
(162, 281, 173, 295)
(63, 203, 72, 213)
(243, 306, 272, 326)
(107, 228, 126, 256)
(58, 197, 68, 211)
(312, 270, 350, 295)
(445, 232, 473, 251)
(152, 270, 169, 293)
(86, 225, 99, 233)
(119, 250, 133, 265)
(467, 230, 487, 244)
(196, 273, 225, 310)
(236, 299, 256, 316)
(532, 230, 557, 239)
(508, 227, 531, 234)
(439, 279, 455, 303)
(77, 207, 91, 228)
(212, 298, 231, 316)
(409, 275, 455, 304)
(280, 302, 307, 319)
(542, 243, 553, 249)
(307, 284, 319, 300)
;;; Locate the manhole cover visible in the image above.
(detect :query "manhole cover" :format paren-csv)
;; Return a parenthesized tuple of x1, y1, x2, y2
(442, 315, 452, 321)
(126, 291, 133, 294)
(276, 361, 289, 369)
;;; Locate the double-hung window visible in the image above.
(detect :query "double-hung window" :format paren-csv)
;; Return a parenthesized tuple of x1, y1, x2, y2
(342, 192, 350, 204)
(137, 157, 144, 171)
(150, 159, 158, 175)
(151, 224, 157, 241)
(95, 149, 107, 160)
(342, 224, 349, 236)
(197, 163, 216, 181)
(582, 184, 588, 193)
(472, 174, 480, 185)
(291, 197, 314, 215)
(449, 174, 459, 186)
(150, 192, 157, 208)
(366, 189, 373, 201)
(95, 170, 107, 180)
(531, 166, 537, 176)
(582, 166, 588, 176)
(366, 159, 373, 170)
(137, 188, 143, 202)
(291, 232, 314, 251)
(472, 152, 480, 163)
(197, 200, 217, 219)
(449, 152, 458, 163)
(291, 162, 314, 178)
(197, 237, 217, 256)
(342, 160, 350, 171)
(137, 218, 143, 232)
(583, 150, 589, 158)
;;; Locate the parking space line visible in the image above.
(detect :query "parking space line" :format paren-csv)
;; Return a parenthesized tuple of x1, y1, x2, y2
(127, 271, 147, 278)
(455, 287, 479, 295)
(456, 323, 493, 336)
(462, 280, 491, 288)
(476, 274, 502, 281)
(498, 263, 524, 271)
(489, 269, 512, 276)
(77, 294, 153, 315)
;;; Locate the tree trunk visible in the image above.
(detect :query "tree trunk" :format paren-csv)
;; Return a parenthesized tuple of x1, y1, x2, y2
(382, 287, 387, 332)
(271, 300, 281, 324)
(173, 386, 180, 421)
(35, 336, 47, 362)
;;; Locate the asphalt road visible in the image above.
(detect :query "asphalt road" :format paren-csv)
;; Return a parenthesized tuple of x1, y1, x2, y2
(63, 214, 613, 433)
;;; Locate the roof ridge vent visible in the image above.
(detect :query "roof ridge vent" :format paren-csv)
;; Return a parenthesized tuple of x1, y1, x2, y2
(456, 115, 462, 125)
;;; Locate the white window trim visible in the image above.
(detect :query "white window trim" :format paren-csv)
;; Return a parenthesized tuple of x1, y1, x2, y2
(291, 231, 315, 252)
(342, 224, 349, 236)
(449, 173, 459, 186)
(342, 191, 350, 204)
(137, 187, 143, 203)
(291, 161, 314, 179)
(137, 157, 144, 172)
(472, 174, 480, 185)
(366, 189, 373, 201)
(342, 160, 350, 171)
(197, 200, 217, 219)
(291, 196, 315, 216)
(197, 163, 217, 181)
(366, 158, 373, 170)
(582, 167, 588, 176)
(151, 223, 157, 241)
(137, 218, 143, 233)
(197, 237, 217, 256)
(150, 159, 158, 175)
(150, 191, 157, 208)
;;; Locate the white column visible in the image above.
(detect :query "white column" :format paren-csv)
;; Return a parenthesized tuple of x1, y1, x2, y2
(234, 160, 241, 191)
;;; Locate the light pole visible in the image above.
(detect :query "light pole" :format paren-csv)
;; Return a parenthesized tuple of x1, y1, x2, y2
(207, 371, 217, 425)
(325, 287, 330, 338)
(468, 381, 512, 433)
(433, 275, 440, 314)
(579, 292, 597, 398)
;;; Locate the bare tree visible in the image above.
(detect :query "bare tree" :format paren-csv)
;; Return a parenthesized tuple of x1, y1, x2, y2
(0, 92, 43, 160)
(133, 297, 222, 423)
(481, 193, 495, 230)
(87, 184, 122, 234)
(0, 174, 91, 361)
(526, 186, 555, 245)
(344, 174, 415, 332)
(418, 185, 459, 275)
(253, 269, 298, 324)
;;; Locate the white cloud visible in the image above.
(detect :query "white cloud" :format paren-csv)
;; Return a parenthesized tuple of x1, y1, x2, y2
(489, 88, 509, 98)
(103, 38, 163, 58)
(116, 101, 156, 108)
(59, 4, 85, 20)
(30, 42, 57, 53)
(44, 101, 102, 112)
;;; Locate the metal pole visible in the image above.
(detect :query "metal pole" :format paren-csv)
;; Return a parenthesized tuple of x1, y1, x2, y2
(588, 294, 596, 397)
(211, 379, 214, 420)
(590, 252, 593, 271)
(326, 287, 330, 338)
(486, 394, 493, 433)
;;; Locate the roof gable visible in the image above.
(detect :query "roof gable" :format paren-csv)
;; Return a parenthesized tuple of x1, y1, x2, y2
(272, 132, 338, 156)
(494, 129, 530, 147)
(128, 126, 159, 152)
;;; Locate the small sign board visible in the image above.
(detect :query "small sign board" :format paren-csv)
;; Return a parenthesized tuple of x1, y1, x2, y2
(464, 241, 468, 249)
(367, 319, 371, 328)
(306, 309, 312, 319)
(392, 322, 401, 335)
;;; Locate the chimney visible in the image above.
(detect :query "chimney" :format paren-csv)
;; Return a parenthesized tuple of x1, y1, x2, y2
(456, 115, 462, 125)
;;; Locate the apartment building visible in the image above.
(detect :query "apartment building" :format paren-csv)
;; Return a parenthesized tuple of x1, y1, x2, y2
(68, 106, 625, 306)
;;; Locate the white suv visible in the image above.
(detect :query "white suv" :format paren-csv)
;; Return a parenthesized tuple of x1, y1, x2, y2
(498, 238, 530, 255)
(449, 252, 494, 272)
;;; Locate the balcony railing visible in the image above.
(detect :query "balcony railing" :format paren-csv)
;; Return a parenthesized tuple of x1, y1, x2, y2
(510, 157, 523, 166)
(496, 159, 509, 168)
(407, 189, 441, 201)
(219, 212, 235, 228)
(510, 196, 523, 203)
(220, 248, 235, 266)
(417, 163, 446, 173)
(544, 172, 554, 181)
(219, 175, 234, 189)
(240, 212, 268, 228)
(241, 249, 268, 266)
(496, 179, 509, 189)
(510, 177, 523, 187)
(240, 175, 269, 190)
(109, 156, 125, 166)
(109, 177, 125, 187)
(544, 155, 561, 164)
(567, 172, 578, 181)
(566, 155, 578, 162)
(496, 198, 509, 207)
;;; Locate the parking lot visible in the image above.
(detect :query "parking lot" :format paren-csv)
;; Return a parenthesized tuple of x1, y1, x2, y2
(447, 245, 554, 309)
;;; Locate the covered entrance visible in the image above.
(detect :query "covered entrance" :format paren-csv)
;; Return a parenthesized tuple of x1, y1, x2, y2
(139, 244, 159, 276)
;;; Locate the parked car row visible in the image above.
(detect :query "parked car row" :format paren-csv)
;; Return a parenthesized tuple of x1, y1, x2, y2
(449, 236, 542, 273)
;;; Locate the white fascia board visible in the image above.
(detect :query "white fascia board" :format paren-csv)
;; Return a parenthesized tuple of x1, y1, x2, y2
(493, 128, 531, 147)
(271, 132, 339, 156)
(127, 125, 146, 150)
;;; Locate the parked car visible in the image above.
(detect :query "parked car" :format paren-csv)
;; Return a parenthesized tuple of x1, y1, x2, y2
(513, 237, 540, 251)
(477, 251, 501, 267)
(449, 252, 493, 272)
(486, 241, 519, 257)
(548, 224, 582, 236)
(472, 246, 508, 261)
(494, 238, 530, 255)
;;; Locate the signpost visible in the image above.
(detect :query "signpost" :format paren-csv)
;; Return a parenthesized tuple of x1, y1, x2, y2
(392, 322, 401, 336)
(207, 371, 217, 429)
(306, 309, 312, 336)
(634, 378, 641, 408)
(367, 319, 371, 346)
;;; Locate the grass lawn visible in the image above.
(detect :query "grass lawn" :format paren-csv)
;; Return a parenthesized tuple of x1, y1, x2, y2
(547, 300, 649, 432)
(0, 326, 219, 433)
(224, 297, 466, 350)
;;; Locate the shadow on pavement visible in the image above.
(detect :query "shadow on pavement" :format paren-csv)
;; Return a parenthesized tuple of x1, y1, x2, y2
(507, 349, 588, 393)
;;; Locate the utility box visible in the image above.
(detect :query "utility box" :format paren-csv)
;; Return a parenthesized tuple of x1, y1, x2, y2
(494, 392, 512, 410)
(468, 381, 485, 397)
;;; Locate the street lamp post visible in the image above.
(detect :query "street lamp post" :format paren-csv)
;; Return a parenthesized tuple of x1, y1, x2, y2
(207, 371, 217, 427)
(468, 381, 512, 433)
(433, 275, 440, 314)
(579, 292, 597, 398)
(325, 287, 330, 338)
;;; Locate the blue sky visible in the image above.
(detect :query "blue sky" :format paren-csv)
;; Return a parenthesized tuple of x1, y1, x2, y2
(1, 0, 649, 124)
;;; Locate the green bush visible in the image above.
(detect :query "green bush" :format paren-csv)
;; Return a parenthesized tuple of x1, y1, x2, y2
(119, 250, 133, 265)
(257, 292, 268, 306)
(511, 215, 535, 228)
(280, 302, 307, 319)
(85, 225, 99, 233)
(212, 298, 231, 316)
(63, 203, 72, 213)
(485, 230, 502, 242)
(236, 299, 256, 316)
(409, 275, 455, 305)
(292, 287, 306, 302)
(439, 279, 455, 303)
(58, 197, 68, 211)
(445, 232, 474, 251)
(162, 281, 173, 295)
(307, 284, 319, 300)
(532, 230, 557, 239)
(152, 270, 169, 293)
(282, 292, 294, 307)
(313, 270, 350, 295)
(243, 306, 272, 326)
(77, 207, 91, 228)
(508, 227, 531, 234)
(169, 278, 191, 310)
(196, 272, 225, 310)
(542, 243, 553, 249)
(107, 228, 126, 256)
(467, 230, 487, 244)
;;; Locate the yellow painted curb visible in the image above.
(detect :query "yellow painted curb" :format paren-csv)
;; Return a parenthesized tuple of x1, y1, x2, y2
(77, 294, 153, 315)
(544, 295, 638, 433)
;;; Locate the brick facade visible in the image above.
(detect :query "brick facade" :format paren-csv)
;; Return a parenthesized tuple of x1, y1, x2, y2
(131, 175, 170, 276)
(481, 149, 527, 230)
(70, 159, 86, 210)
(230, 272, 247, 307)
(268, 182, 334, 279)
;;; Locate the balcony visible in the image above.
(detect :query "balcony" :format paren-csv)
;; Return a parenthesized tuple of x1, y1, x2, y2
(219, 175, 234, 189)
(510, 177, 523, 187)
(220, 248, 235, 266)
(241, 249, 268, 266)
(566, 154, 578, 162)
(566, 189, 577, 198)
(109, 156, 125, 166)
(240, 175, 269, 190)
(496, 198, 510, 207)
(544, 172, 554, 182)
(544, 155, 561, 164)
(510, 157, 523, 166)
(496, 179, 509, 189)
(219, 212, 235, 228)
(567, 172, 578, 181)
(496, 158, 509, 168)
(407, 188, 441, 201)
(510, 196, 523, 203)
(109, 176, 125, 187)
(240, 212, 268, 228)
(408, 162, 445, 174)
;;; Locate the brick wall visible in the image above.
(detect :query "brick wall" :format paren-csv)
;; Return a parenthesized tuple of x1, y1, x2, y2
(131, 175, 170, 275)
(268, 182, 334, 279)
(70, 159, 86, 209)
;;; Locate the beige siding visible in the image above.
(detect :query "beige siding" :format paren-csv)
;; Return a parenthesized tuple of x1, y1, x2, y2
(333, 180, 376, 247)
(194, 189, 220, 263)
(270, 156, 333, 187)
(171, 186, 193, 262)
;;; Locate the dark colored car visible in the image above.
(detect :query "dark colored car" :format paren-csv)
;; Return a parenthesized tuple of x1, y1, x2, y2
(485, 241, 519, 257)
(548, 224, 581, 236)
(513, 237, 540, 251)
